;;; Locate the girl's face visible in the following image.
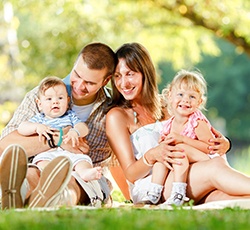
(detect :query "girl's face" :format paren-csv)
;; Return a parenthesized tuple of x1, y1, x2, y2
(114, 58, 143, 101)
(37, 85, 69, 119)
(169, 83, 202, 117)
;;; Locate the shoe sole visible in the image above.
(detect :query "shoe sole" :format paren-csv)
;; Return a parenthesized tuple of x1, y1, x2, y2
(0, 144, 27, 209)
(28, 156, 72, 208)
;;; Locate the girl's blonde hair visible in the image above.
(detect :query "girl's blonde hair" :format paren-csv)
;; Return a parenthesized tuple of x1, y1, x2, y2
(162, 69, 207, 115)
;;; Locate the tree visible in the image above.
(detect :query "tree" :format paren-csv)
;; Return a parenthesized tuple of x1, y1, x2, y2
(0, 0, 249, 141)
(149, 0, 250, 56)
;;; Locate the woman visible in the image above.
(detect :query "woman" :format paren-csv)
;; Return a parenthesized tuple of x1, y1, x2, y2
(106, 42, 250, 205)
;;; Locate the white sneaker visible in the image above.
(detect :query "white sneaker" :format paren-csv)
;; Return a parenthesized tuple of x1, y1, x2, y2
(141, 191, 161, 204)
(166, 192, 189, 206)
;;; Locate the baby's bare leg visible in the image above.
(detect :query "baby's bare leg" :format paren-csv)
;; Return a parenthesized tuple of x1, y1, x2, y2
(74, 161, 102, 182)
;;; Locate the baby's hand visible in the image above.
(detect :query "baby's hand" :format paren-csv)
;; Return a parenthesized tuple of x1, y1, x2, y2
(36, 124, 55, 142)
(63, 129, 79, 147)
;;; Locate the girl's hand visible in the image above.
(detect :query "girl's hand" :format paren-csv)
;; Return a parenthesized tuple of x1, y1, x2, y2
(165, 133, 184, 145)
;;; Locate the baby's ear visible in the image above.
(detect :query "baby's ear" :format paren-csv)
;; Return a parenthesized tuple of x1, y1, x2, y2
(36, 98, 42, 111)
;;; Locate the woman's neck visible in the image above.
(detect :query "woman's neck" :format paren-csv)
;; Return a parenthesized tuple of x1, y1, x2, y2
(132, 104, 155, 126)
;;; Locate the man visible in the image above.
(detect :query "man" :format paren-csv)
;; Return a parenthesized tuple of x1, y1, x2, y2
(0, 42, 120, 209)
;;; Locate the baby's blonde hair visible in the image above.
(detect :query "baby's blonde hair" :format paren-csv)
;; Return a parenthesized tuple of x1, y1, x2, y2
(162, 69, 207, 115)
(38, 76, 67, 98)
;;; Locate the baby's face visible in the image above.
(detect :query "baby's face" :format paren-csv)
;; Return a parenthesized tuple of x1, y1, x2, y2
(38, 85, 69, 119)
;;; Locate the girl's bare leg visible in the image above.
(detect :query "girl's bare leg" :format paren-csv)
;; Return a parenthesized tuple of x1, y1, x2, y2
(152, 162, 169, 185)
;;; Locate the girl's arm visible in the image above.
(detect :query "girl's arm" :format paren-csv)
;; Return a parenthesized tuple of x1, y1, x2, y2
(164, 132, 210, 154)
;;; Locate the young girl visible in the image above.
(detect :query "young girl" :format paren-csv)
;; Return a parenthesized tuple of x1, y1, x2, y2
(143, 69, 222, 205)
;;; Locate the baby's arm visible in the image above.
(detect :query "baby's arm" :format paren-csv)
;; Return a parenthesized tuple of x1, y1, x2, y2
(63, 122, 89, 147)
(18, 121, 53, 142)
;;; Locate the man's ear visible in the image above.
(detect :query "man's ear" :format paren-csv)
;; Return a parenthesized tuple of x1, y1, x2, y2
(102, 75, 112, 86)
(67, 96, 71, 108)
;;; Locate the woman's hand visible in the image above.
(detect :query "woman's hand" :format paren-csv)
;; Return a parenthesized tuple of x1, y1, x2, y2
(208, 127, 230, 155)
(148, 138, 186, 171)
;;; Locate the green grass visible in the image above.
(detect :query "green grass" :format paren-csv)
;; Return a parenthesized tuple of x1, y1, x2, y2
(0, 207, 250, 230)
(0, 146, 249, 230)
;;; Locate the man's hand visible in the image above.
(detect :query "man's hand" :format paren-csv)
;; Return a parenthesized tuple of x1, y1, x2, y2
(208, 127, 230, 155)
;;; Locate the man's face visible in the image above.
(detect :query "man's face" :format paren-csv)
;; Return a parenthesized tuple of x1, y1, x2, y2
(70, 56, 109, 105)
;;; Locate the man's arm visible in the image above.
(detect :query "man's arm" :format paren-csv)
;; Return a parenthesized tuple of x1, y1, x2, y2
(0, 130, 50, 158)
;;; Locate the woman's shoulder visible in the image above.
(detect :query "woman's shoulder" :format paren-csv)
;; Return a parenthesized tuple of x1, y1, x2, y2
(107, 106, 127, 116)
(106, 106, 129, 122)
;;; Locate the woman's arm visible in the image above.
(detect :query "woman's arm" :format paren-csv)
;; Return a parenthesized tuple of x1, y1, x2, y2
(106, 107, 185, 183)
(106, 107, 149, 182)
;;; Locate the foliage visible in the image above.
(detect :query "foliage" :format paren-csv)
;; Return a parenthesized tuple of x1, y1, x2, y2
(0, 0, 249, 141)
(158, 39, 250, 141)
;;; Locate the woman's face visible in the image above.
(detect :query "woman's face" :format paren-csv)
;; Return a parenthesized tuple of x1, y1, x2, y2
(114, 58, 143, 101)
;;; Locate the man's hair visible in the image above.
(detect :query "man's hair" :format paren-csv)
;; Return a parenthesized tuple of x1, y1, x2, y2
(78, 43, 117, 79)
(38, 76, 66, 97)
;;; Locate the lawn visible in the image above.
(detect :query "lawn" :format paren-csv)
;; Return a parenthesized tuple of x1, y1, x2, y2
(1, 146, 249, 230)
(0, 205, 250, 230)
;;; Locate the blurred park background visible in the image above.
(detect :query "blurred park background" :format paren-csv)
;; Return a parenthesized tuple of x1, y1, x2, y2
(0, 0, 249, 173)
